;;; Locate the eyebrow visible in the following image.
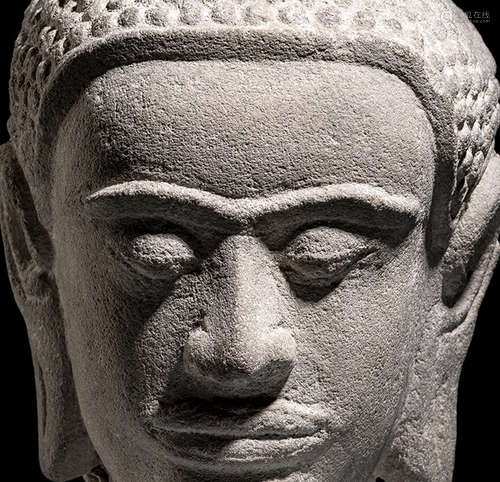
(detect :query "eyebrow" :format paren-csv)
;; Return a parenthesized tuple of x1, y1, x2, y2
(84, 180, 423, 234)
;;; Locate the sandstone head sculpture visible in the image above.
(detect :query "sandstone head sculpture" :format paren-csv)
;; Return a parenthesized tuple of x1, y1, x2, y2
(0, 1, 499, 481)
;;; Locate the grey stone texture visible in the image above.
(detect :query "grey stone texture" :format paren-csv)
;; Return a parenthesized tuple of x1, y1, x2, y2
(0, 1, 499, 481)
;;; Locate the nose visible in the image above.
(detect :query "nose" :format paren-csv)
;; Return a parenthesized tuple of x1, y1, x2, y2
(183, 235, 296, 398)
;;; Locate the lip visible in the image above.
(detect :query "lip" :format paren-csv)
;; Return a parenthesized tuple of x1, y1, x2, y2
(145, 398, 337, 473)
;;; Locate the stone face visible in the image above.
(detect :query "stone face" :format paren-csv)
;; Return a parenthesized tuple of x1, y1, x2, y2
(0, 1, 499, 482)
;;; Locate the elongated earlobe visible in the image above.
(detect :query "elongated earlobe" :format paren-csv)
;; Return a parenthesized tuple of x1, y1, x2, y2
(0, 142, 100, 480)
(375, 155, 499, 482)
(442, 155, 500, 308)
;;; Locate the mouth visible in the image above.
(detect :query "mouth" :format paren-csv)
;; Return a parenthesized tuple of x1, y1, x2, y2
(145, 397, 336, 473)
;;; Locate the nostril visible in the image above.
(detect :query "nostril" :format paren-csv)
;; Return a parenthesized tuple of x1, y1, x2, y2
(183, 327, 212, 376)
(265, 327, 297, 364)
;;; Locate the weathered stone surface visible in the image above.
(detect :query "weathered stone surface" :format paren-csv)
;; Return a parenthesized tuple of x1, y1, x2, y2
(0, 1, 499, 481)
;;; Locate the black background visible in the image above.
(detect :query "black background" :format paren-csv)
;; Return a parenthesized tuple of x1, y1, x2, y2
(0, 2, 497, 480)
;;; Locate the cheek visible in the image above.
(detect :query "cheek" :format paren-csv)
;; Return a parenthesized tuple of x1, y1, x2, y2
(284, 232, 427, 434)
(53, 219, 198, 418)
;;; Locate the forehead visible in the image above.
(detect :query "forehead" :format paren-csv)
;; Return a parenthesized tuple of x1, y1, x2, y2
(59, 60, 435, 204)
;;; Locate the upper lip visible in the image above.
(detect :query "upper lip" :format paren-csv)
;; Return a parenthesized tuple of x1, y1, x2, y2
(148, 397, 330, 440)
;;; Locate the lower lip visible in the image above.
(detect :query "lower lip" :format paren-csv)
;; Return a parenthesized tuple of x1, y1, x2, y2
(153, 429, 331, 473)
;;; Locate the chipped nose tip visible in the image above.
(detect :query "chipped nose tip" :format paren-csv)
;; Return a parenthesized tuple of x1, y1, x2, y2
(183, 327, 297, 396)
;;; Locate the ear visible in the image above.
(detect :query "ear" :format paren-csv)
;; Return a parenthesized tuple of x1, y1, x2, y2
(441, 154, 500, 314)
(0, 142, 100, 481)
(375, 156, 499, 482)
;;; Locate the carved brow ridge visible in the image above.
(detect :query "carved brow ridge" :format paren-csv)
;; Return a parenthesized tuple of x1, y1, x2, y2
(84, 181, 423, 232)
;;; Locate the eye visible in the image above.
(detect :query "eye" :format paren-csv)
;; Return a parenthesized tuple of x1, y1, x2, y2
(122, 232, 199, 280)
(280, 226, 376, 299)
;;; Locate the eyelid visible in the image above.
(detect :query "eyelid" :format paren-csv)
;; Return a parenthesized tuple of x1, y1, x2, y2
(279, 227, 378, 284)
(284, 243, 374, 263)
(108, 228, 200, 280)
(282, 225, 375, 256)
